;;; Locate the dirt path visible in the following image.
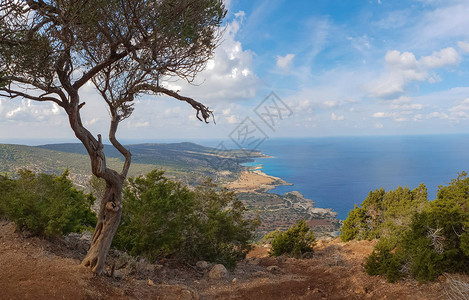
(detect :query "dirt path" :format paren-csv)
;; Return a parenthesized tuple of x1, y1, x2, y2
(0, 221, 447, 299)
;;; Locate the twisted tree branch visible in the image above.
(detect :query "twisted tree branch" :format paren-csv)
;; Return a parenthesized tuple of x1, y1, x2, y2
(134, 84, 214, 123)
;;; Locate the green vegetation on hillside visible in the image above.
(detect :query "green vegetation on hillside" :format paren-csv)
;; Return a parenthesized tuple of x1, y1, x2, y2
(265, 219, 316, 258)
(0, 142, 264, 188)
(0, 170, 96, 238)
(113, 170, 259, 269)
(37, 142, 261, 172)
(341, 173, 469, 282)
(340, 183, 428, 242)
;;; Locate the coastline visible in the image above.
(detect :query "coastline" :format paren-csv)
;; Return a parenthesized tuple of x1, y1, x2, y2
(225, 156, 341, 238)
(224, 168, 292, 193)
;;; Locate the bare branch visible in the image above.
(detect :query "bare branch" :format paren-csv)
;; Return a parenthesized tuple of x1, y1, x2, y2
(1, 75, 67, 104)
(73, 51, 128, 90)
(0, 87, 63, 107)
(134, 84, 214, 123)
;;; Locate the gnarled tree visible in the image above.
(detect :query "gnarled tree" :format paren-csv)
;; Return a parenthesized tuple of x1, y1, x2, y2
(0, 0, 225, 274)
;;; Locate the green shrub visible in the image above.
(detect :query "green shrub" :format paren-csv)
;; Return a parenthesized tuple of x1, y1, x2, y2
(340, 184, 427, 242)
(113, 170, 258, 269)
(0, 169, 97, 238)
(363, 172, 469, 282)
(266, 219, 316, 258)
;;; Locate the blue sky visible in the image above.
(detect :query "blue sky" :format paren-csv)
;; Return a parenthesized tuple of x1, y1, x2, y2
(3, 0, 469, 143)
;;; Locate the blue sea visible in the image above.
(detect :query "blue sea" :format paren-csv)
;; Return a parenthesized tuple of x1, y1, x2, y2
(242, 135, 469, 220)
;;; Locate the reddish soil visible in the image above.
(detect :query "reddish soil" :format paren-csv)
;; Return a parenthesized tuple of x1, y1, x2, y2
(0, 220, 449, 299)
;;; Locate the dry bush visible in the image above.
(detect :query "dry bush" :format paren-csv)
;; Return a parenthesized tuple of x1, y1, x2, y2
(445, 273, 469, 300)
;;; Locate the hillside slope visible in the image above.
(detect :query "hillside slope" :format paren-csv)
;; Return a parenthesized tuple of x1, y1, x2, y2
(0, 142, 263, 187)
(0, 220, 446, 300)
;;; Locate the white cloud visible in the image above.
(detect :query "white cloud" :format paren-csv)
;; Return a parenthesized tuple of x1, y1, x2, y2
(372, 112, 390, 118)
(413, 114, 423, 121)
(458, 41, 469, 53)
(125, 120, 150, 128)
(369, 47, 461, 99)
(276, 54, 295, 71)
(323, 100, 340, 108)
(84, 118, 99, 126)
(3, 100, 61, 121)
(225, 115, 237, 124)
(427, 111, 449, 119)
(420, 47, 461, 68)
(448, 98, 469, 112)
(331, 112, 344, 121)
(166, 11, 260, 103)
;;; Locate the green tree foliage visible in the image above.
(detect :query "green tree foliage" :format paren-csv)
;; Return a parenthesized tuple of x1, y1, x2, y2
(113, 170, 258, 269)
(0, 170, 96, 238)
(265, 220, 316, 258)
(340, 184, 428, 242)
(362, 172, 469, 282)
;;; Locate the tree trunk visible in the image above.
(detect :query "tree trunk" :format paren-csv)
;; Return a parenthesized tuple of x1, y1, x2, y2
(81, 178, 123, 274)
(65, 101, 129, 275)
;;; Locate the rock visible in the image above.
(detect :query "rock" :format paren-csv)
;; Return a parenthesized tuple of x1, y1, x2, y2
(302, 252, 314, 259)
(266, 265, 281, 273)
(232, 278, 237, 284)
(248, 258, 260, 265)
(113, 269, 125, 280)
(196, 261, 209, 269)
(208, 264, 229, 280)
(147, 279, 154, 286)
(253, 271, 267, 277)
(80, 231, 92, 241)
(355, 287, 367, 295)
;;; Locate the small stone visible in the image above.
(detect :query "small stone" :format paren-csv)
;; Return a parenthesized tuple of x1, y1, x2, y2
(113, 270, 125, 280)
(355, 287, 367, 295)
(301, 252, 314, 259)
(232, 278, 237, 284)
(148, 279, 154, 286)
(266, 265, 281, 273)
(208, 264, 229, 280)
(196, 261, 209, 269)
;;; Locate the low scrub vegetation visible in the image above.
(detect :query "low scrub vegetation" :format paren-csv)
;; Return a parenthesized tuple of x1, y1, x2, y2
(0, 169, 96, 238)
(112, 170, 259, 269)
(341, 172, 469, 282)
(265, 219, 316, 258)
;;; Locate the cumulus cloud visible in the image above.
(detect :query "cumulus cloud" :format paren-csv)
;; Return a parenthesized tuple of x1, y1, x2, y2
(331, 112, 344, 121)
(3, 100, 61, 122)
(168, 11, 260, 103)
(369, 47, 461, 99)
(276, 54, 295, 71)
(420, 48, 460, 68)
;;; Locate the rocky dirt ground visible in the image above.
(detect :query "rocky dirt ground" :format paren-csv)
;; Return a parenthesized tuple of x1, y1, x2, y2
(0, 220, 453, 299)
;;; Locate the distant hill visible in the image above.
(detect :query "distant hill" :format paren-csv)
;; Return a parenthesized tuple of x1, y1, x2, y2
(36, 142, 258, 170)
(0, 142, 262, 187)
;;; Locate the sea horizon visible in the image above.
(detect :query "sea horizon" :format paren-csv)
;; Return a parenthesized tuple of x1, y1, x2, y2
(244, 134, 469, 220)
(2, 134, 469, 220)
